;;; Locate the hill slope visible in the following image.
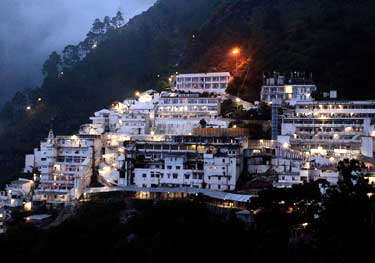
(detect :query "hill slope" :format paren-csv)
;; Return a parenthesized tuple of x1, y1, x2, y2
(1, 0, 375, 184)
(180, 0, 375, 100)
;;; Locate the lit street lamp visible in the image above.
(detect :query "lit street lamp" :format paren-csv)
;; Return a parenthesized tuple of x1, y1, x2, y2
(231, 47, 240, 75)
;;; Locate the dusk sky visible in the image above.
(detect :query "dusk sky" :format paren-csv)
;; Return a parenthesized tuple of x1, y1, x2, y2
(0, 0, 156, 102)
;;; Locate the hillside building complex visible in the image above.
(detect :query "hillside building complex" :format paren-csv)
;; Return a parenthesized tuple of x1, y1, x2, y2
(82, 90, 229, 136)
(19, 70, 375, 204)
(21, 72, 255, 205)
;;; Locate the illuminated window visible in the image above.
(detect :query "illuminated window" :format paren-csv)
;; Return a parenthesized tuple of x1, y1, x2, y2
(285, 85, 293, 94)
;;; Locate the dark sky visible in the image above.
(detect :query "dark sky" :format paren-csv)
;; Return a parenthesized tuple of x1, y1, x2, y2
(0, 0, 156, 103)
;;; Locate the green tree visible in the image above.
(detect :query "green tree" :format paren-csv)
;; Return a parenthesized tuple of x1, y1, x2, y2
(62, 45, 80, 68)
(42, 51, 62, 79)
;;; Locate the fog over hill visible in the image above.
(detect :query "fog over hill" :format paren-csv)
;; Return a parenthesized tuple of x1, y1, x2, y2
(0, 0, 156, 104)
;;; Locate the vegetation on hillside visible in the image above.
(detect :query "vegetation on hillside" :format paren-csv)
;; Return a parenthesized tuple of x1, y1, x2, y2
(0, 0, 223, 185)
(181, 0, 375, 100)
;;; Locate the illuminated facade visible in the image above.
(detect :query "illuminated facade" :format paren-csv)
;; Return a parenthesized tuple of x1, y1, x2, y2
(260, 72, 317, 105)
(30, 131, 102, 204)
(279, 100, 375, 159)
(124, 136, 245, 191)
(155, 93, 228, 135)
(174, 72, 231, 94)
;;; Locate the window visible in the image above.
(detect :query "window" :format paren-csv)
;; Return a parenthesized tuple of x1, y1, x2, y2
(142, 173, 147, 178)
(173, 173, 178, 179)
(176, 166, 181, 170)
(167, 165, 172, 170)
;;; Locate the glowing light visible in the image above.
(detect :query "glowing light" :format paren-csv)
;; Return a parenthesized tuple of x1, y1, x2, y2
(283, 142, 289, 149)
(26, 106, 31, 111)
(24, 202, 32, 212)
(285, 85, 293, 94)
(232, 125, 237, 128)
(135, 91, 140, 97)
(231, 47, 240, 56)
(235, 98, 241, 103)
(37, 97, 42, 102)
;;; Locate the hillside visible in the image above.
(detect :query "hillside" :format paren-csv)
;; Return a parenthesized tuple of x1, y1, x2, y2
(181, 0, 375, 100)
(0, 0, 224, 185)
(0, 0, 375, 184)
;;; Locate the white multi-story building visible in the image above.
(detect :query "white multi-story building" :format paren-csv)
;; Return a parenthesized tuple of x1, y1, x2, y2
(203, 153, 239, 191)
(279, 100, 375, 159)
(27, 131, 102, 204)
(245, 140, 303, 175)
(125, 135, 244, 191)
(117, 112, 151, 135)
(88, 109, 119, 133)
(260, 72, 317, 105)
(0, 178, 34, 208)
(155, 93, 228, 135)
(174, 72, 231, 94)
(274, 164, 339, 188)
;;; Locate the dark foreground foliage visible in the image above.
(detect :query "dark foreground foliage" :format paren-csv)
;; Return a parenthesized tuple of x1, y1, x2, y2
(1, 180, 375, 263)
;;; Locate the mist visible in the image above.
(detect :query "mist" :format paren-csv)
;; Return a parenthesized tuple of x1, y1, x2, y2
(0, 0, 156, 104)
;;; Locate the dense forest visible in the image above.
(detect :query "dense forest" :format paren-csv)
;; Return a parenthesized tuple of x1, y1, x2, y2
(1, 0, 375, 185)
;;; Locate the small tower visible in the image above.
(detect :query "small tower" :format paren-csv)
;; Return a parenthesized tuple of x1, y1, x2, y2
(47, 129, 55, 144)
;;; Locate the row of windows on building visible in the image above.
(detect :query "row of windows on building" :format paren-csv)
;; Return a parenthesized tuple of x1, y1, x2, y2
(176, 76, 229, 82)
(176, 84, 227, 89)
(141, 173, 232, 182)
